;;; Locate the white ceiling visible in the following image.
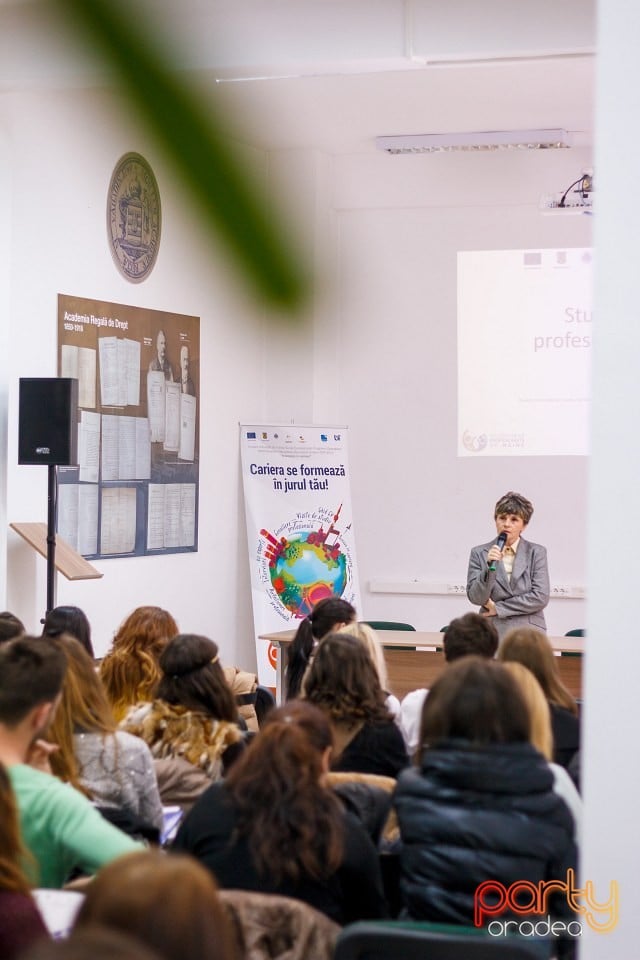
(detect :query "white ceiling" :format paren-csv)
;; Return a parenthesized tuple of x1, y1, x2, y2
(0, 0, 596, 156)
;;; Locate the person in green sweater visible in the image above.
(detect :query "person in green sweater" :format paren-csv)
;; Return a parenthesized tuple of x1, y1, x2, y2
(0, 635, 141, 888)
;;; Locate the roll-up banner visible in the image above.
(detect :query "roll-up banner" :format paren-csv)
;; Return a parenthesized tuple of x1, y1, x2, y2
(240, 424, 361, 685)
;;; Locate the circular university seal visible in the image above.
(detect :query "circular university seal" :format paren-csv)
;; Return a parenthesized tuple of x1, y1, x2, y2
(107, 152, 161, 283)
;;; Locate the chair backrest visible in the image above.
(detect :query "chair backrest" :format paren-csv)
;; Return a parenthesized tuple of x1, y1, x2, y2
(564, 628, 586, 637)
(362, 621, 416, 631)
(326, 771, 398, 847)
(334, 921, 546, 960)
(218, 889, 339, 960)
(255, 684, 276, 726)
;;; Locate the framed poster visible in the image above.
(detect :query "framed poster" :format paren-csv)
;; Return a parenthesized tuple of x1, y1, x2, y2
(57, 294, 199, 559)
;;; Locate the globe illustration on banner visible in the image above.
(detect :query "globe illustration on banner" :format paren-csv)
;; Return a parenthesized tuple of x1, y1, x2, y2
(269, 536, 348, 616)
(260, 504, 350, 618)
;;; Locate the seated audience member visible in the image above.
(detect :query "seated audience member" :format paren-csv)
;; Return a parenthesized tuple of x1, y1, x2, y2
(24, 929, 162, 960)
(0, 636, 141, 888)
(72, 850, 235, 960)
(498, 626, 581, 768)
(303, 633, 409, 778)
(400, 613, 499, 754)
(0, 611, 25, 645)
(46, 634, 163, 833)
(286, 597, 356, 701)
(502, 661, 582, 842)
(41, 606, 94, 659)
(334, 623, 400, 720)
(122, 635, 245, 809)
(0, 762, 49, 959)
(100, 606, 179, 722)
(394, 658, 577, 951)
(173, 701, 387, 925)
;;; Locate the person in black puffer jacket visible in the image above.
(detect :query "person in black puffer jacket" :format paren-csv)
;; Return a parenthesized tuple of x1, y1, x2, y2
(394, 657, 577, 956)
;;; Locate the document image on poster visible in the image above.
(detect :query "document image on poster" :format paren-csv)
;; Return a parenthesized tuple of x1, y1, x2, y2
(57, 484, 99, 557)
(100, 487, 137, 555)
(147, 483, 196, 550)
(457, 247, 593, 456)
(178, 394, 196, 461)
(240, 425, 361, 684)
(163, 382, 180, 453)
(61, 345, 96, 409)
(78, 411, 101, 484)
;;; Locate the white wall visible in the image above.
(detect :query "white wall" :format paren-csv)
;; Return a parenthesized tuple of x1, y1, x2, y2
(580, 0, 640, 954)
(1, 86, 279, 663)
(317, 147, 592, 633)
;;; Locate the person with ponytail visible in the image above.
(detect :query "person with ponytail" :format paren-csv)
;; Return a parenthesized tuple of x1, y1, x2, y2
(285, 598, 356, 701)
(172, 701, 387, 925)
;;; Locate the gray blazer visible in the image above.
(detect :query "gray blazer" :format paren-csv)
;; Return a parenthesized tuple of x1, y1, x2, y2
(466, 537, 549, 640)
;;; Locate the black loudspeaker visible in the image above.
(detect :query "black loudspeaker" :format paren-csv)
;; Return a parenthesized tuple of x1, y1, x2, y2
(18, 378, 79, 466)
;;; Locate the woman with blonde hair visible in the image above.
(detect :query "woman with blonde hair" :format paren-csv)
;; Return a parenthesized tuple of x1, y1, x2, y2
(100, 606, 179, 722)
(502, 661, 582, 841)
(47, 634, 163, 832)
(498, 626, 580, 768)
(0, 763, 48, 958)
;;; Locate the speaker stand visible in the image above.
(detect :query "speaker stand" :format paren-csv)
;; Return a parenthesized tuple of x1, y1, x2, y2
(46, 465, 57, 615)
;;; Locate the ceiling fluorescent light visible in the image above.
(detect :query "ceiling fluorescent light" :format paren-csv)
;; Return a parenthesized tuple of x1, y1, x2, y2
(376, 129, 571, 154)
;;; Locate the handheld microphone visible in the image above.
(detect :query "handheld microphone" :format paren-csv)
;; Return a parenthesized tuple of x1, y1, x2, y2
(488, 532, 507, 571)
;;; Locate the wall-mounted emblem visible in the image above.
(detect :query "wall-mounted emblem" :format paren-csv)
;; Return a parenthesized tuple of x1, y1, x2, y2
(107, 152, 161, 283)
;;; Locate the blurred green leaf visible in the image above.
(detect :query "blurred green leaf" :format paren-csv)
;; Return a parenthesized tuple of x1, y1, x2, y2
(53, 0, 309, 315)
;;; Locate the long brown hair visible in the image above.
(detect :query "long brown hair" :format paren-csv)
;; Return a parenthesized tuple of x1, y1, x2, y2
(0, 763, 32, 895)
(303, 632, 390, 725)
(498, 627, 578, 716)
(100, 607, 178, 721)
(74, 850, 235, 960)
(47, 634, 117, 794)
(225, 702, 344, 884)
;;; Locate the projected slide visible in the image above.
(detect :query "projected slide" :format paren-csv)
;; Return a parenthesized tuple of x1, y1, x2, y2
(458, 248, 593, 457)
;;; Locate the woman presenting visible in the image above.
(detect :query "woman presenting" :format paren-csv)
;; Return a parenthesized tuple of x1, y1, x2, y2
(466, 491, 549, 640)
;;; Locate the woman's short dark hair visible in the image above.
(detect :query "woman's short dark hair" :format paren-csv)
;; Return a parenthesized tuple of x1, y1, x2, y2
(303, 632, 389, 724)
(285, 597, 356, 700)
(494, 491, 534, 525)
(42, 606, 94, 658)
(157, 635, 238, 723)
(418, 657, 531, 751)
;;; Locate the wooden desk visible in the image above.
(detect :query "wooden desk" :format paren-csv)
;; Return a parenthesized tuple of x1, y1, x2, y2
(260, 630, 584, 703)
